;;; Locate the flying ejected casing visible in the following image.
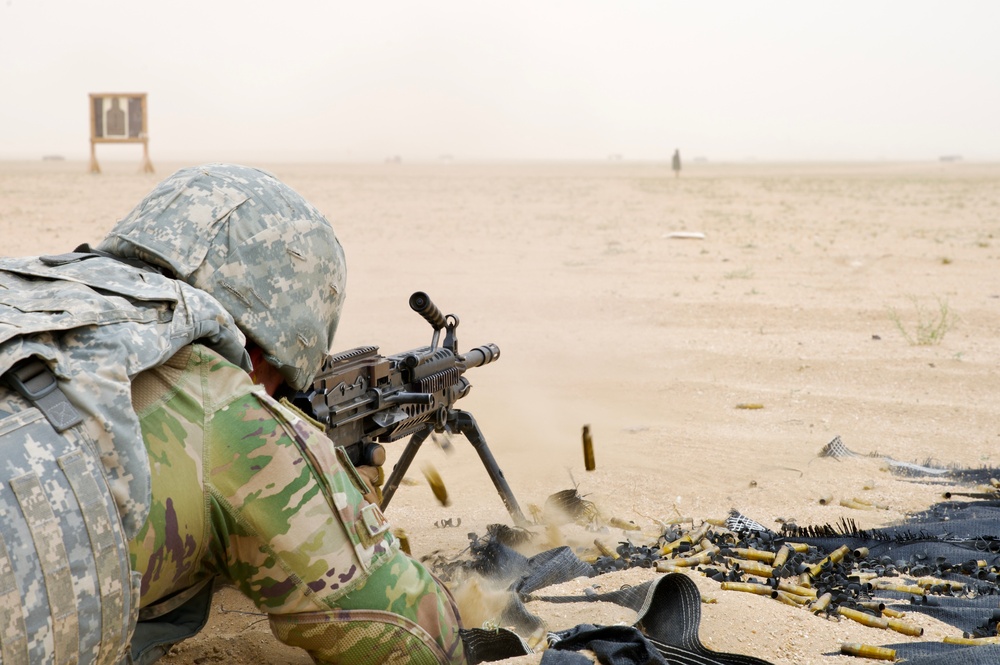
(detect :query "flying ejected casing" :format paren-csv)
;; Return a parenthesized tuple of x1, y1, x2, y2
(840, 643, 896, 661)
(393, 528, 411, 555)
(420, 463, 451, 507)
(582, 424, 596, 471)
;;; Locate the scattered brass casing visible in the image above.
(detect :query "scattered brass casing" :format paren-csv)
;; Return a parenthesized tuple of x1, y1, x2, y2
(807, 545, 850, 578)
(594, 539, 618, 559)
(839, 498, 875, 511)
(872, 581, 926, 595)
(886, 618, 923, 637)
(943, 635, 1000, 645)
(840, 643, 896, 661)
(720, 581, 773, 597)
(777, 581, 817, 599)
(730, 558, 774, 578)
(810, 592, 833, 613)
(838, 606, 888, 629)
(732, 547, 776, 563)
(773, 591, 803, 607)
(775, 590, 810, 606)
(771, 545, 791, 569)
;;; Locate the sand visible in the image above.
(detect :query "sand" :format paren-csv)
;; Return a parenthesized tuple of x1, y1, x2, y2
(2, 158, 999, 664)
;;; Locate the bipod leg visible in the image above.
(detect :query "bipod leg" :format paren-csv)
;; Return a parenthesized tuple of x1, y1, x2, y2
(451, 410, 530, 527)
(380, 425, 432, 512)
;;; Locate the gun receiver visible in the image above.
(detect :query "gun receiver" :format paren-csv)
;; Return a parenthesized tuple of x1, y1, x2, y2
(299, 292, 528, 526)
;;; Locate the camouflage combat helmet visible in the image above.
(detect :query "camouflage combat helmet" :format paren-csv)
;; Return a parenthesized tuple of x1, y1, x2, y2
(98, 164, 346, 391)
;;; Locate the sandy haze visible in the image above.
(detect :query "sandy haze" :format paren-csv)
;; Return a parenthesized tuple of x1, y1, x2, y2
(2, 159, 999, 663)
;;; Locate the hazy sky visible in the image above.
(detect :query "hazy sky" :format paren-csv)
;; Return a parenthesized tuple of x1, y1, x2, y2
(2, 1, 998, 162)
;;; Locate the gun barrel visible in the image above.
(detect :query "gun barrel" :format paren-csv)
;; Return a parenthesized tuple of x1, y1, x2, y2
(463, 344, 500, 368)
(409, 292, 447, 329)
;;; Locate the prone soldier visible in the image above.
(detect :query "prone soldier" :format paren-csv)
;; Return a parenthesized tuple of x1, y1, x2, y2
(0, 164, 465, 664)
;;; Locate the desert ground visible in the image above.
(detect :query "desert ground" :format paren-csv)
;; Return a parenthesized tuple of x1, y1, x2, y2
(2, 158, 999, 663)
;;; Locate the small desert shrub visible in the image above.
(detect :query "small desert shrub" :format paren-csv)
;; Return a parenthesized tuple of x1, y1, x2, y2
(887, 296, 955, 346)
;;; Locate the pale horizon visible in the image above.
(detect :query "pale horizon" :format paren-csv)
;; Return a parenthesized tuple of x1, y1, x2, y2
(2, 1, 998, 164)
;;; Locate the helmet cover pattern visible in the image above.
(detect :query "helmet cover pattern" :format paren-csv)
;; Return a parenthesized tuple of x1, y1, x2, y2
(98, 164, 346, 391)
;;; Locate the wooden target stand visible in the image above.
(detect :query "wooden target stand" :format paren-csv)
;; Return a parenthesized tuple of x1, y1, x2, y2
(89, 92, 154, 174)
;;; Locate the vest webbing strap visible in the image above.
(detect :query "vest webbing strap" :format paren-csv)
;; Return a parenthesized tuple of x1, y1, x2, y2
(3, 358, 83, 432)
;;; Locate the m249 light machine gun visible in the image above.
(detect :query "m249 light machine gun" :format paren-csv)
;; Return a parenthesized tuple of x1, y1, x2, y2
(299, 292, 529, 526)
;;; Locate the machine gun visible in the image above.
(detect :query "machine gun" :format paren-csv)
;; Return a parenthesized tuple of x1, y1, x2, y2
(297, 292, 528, 526)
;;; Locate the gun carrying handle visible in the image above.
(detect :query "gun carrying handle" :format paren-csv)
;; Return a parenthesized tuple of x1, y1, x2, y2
(409, 292, 447, 329)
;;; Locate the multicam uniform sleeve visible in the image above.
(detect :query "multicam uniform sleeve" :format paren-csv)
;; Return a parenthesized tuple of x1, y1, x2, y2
(200, 347, 466, 665)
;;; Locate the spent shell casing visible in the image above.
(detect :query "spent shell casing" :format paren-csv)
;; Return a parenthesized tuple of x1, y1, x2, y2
(840, 643, 896, 661)
(807, 545, 850, 578)
(730, 558, 774, 578)
(655, 561, 686, 574)
(732, 547, 776, 563)
(873, 581, 926, 595)
(838, 606, 889, 629)
(810, 592, 833, 613)
(818, 494, 834, 505)
(771, 545, 791, 569)
(582, 424, 596, 471)
(720, 581, 774, 597)
(943, 635, 1000, 645)
(420, 463, 451, 507)
(777, 581, 817, 599)
(839, 498, 875, 511)
(886, 618, 923, 637)
(608, 517, 641, 531)
(594, 539, 618, 559)
(773, 591, 803, 607)
(671, 550, 715, 567)
(393, 528, 411, 555)
(774, 590, 810, 606)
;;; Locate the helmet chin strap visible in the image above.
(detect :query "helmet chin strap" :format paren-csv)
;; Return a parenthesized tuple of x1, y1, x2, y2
(247, 343, 285, 396)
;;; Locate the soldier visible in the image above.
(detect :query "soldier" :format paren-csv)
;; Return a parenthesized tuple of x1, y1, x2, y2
(671, 149, 682, 178)
(0, 164, 465, 665)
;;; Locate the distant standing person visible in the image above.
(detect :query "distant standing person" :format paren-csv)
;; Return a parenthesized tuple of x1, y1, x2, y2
(672, 149, 682, 178)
